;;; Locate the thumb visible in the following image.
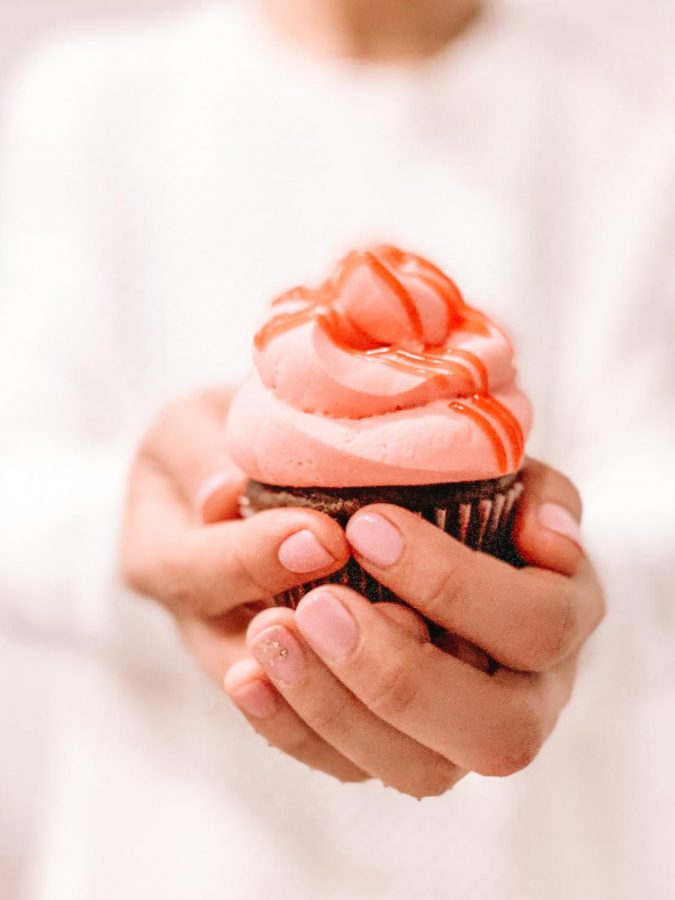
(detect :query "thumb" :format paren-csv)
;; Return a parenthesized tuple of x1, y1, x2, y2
(140, 388, 245, 524)
(512, 457, 584, 576)
(375, 601, 430, 642)
(376, 603, 491, 672)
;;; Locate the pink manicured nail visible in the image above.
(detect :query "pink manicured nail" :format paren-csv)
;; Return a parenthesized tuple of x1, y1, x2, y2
(538, 502, 583, 548)
(296, 590, 359, 662)
(229, 681, 279, 718)
(250, 625, 305, 685)
(346, 512, 404, 568)
(278, 529, 335, 573)
(196, 470, 238, 518)
(225, 659, 279, 718)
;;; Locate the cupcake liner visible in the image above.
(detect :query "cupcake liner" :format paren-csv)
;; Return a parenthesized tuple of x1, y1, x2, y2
(241, 476, 523, 610)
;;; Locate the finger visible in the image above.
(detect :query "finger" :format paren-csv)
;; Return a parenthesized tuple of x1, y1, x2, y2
(224, 658, 368, 783)
(294, 585, 577, 777)
(247, 608, 464, 798)
(433, 632, 493, 673)
(123, 499, 350, 618)
(376, 603, 490, 672)
(512, 458, 584, 575)
(345, 504, 603, 672)
(177, 603, 270, 684)
(375, 602, 430, 642)
(137, 388, 244, 523)
(197, 471, 247, 525)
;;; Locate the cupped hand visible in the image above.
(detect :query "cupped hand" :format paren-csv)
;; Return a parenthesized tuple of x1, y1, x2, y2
(119, 389, 376, 780)
(119, 390, 604, 796)
(224, 459, 605, 798)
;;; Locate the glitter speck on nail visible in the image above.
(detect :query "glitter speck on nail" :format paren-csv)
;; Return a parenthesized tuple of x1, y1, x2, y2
(265, 638, 288, 664)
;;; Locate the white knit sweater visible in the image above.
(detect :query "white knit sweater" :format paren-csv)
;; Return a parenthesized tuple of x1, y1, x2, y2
(1, 3, 674, 898)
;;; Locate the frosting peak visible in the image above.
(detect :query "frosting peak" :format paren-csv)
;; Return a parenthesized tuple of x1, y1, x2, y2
(228, 246, 531, 486)
(336, 247, 441, 350)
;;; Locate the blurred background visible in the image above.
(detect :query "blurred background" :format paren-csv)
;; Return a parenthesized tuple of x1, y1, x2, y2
(1, 0, 674, 88)
(0, 0, 184, 85)
(1, 2, 673, 899)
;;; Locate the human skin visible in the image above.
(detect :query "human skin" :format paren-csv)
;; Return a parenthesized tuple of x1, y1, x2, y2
(262, 0, 480, 62)
(120, 389, 605, 798)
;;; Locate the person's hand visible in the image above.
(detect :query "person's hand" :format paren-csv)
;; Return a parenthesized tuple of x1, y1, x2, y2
(223, 460, 605, 798)
(120, 389, 381, 780)
(120, 389, 604, 796)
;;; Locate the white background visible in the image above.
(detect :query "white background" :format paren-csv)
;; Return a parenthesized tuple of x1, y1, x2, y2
(1, 0, 674, 85)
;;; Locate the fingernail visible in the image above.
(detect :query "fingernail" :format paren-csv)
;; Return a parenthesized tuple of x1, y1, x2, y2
(196, 470, 238, 518)
(250, 625, 305, 685)
(231, 681, 278, 718)
(278, 529, 335, 573)
(296, 590, 359, 662)
(346, 512, 404, 568)
(538, 502, 583, 548)
(224, 658, 279, 715)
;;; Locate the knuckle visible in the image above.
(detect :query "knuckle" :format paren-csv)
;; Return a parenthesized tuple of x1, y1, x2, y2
(422, 564, 465, 621)
(159, 553, 200, 612)
(476, 693, 545, 776)
(304, 699, 353, 739)
(552, 589, 578, 661)
(120, 543, 195, 613)
(119, 534, 164, 601)
(230, 536, 279, 599)
(365, 662, 419, 720)
(273, 728, 319, 761)
(522, 589, 577, 672)
(404, 758, 459, 799)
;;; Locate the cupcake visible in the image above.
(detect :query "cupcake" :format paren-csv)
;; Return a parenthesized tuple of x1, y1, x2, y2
(226, 245, 531, 608)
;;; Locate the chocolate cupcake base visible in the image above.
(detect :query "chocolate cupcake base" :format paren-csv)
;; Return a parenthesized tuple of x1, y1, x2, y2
(241, 475, 524, 609)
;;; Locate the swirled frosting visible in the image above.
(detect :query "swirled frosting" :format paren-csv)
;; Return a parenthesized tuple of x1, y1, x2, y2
(227, 246, 531, 486)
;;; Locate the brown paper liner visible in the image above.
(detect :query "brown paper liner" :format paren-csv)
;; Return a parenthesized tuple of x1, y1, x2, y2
(241, 477, 523, 610)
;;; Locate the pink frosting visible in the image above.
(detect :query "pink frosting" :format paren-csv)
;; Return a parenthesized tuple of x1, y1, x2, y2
(227, 247, 531, 486)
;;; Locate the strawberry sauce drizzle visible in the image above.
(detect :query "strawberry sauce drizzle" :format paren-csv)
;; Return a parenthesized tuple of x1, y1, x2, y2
(474, 394, 524, 461)
(255, 248, 524, 473)
(254, 304, 318, 351)
(448, 402, 509, 474)
(340, 250, 425, 343)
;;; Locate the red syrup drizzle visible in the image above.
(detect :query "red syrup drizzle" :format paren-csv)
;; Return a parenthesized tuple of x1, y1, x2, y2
(448, 401, 509, 474)
(255, 248, 524, 474)
(337, 250, 425, 344)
